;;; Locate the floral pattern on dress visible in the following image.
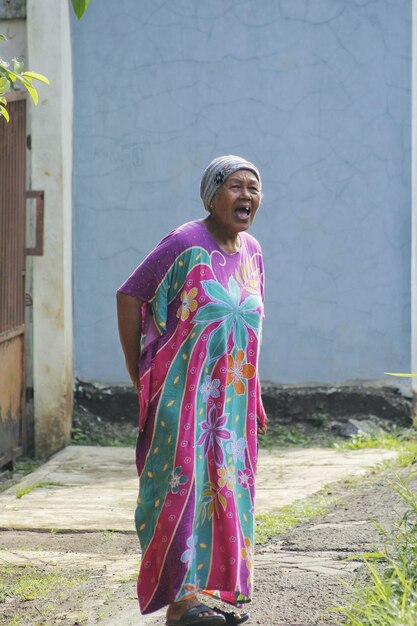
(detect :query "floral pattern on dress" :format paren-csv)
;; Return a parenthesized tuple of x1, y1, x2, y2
(226, 431, 246, 464)
(238, 468, 254, 488)
(181, 535, 198, 564)
(168, 466, 188, 494)
(217, 465, 236, 490)
(177, 287, 198, 321)
(193, 276, 261, 363)
(197, 405, 231, 466)
(226, 349, 255, 394)
(241, 537, 254, 570)
(235, 256, 262, 295)
(200, 481, 227, 522)
(199, 375, 221, 401)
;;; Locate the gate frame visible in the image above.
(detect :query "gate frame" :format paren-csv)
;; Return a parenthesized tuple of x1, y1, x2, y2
(0, 91, 27, 468)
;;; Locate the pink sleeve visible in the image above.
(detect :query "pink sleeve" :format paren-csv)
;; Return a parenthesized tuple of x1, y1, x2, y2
(117, 230, 180, 302)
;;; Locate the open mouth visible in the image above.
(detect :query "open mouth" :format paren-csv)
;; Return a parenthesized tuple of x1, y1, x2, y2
(234, 206, 251, 219)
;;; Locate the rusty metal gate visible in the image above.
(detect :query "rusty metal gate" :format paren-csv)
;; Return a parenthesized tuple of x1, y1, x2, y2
(0, 93, 27, 467)
(0, 93, 44, 469)
(0, 94, 44, 468)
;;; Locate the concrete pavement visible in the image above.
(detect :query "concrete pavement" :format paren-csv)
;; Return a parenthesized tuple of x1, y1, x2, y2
(0, 444, 396, 625)
(0, 445, 396, 532)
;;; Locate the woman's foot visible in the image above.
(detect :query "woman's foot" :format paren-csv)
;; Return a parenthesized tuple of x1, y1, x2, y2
(212, 606, 250, 624)
(166, 596, 225, 624)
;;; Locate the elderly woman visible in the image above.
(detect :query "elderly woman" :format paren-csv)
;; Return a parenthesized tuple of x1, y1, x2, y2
(117, 156, 267, 626)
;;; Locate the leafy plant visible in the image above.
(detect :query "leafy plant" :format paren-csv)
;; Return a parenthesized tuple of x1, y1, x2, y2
(332, 473, 417, 625)
(0, 46, 49, 121)
(0, 0, 90, 121)
(309, 412, 329, 428)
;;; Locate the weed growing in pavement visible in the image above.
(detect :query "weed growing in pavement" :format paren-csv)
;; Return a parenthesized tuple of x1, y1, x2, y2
(255, 492, 336, 544)
(15, 482, 65, 499)
(332, 473, 417, 625)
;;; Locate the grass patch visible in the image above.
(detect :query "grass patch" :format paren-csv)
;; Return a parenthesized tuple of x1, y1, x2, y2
(0, 564, 87, 604)
(255, 492, 334, 544)
(332, 473, 417, 625)
(259, 422, 348, 449)
(0, 459, 44, 495)
(15, 482, 65, 499)
(337, 428, 417, 467)
(259, 424, 311, 448)
(13, 460, 43, 476)
(71, 426, 137, 448)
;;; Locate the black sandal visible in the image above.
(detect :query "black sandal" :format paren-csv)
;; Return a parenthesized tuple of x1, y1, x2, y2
(212, 606, 250, 625)
(166, 603, 226, 626)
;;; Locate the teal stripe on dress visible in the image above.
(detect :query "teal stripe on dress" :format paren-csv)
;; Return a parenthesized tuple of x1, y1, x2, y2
(135, 322, 204, 552)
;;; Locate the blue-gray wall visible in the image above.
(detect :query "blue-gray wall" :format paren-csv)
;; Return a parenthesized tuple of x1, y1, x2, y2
(72, 0, 411, 384)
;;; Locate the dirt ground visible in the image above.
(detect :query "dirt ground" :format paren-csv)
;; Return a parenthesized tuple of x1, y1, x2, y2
(0, 458, 414, 626)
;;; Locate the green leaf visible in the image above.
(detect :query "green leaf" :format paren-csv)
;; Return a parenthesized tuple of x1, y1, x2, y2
(385, 372, 417, 377)
(218, 493, 227, 510)
(0, 35, 7, 41)
(21, 71, 50, 85)
(12, 57, 24, 73)
(240, 294, 262, 312)
(228, 276, 240, 306)
(0, 76, 11, 95)
(71, 0, 90, 19)
(22, 81, 38, 105)
(5, 69, 23, 84)
(206, 319, 232, 364)
(0, 105, 10, 122)
(240, 311, 261, 332)
(9, 70, 35, 92)
(194, 302, 232, 324)
(202, 280, 233, 307)
(233, 319, 248, 352)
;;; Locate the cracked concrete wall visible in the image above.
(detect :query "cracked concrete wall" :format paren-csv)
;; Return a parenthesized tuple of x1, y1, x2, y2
(72, 0, 411, 384)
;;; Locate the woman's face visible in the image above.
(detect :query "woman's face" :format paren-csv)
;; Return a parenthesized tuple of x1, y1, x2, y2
(209, 169, 261, 237)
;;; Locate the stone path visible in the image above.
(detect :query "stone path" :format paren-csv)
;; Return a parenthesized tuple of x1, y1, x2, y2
(0, 445, 396, 625)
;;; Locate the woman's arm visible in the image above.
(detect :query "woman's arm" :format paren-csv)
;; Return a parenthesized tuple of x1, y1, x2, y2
(116, 291, 143, 389)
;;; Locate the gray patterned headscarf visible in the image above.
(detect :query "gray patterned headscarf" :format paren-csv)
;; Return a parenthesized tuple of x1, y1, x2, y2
(200, 155, 261, 211)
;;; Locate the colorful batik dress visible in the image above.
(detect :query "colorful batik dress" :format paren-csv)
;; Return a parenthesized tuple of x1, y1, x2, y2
(118, 219, 267, 615)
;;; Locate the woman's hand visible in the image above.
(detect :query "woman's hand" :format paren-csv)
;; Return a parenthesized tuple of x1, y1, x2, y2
(128, 367, 139, 392)
(257, 416, 268, 435)
(116, 292, 143, 389)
